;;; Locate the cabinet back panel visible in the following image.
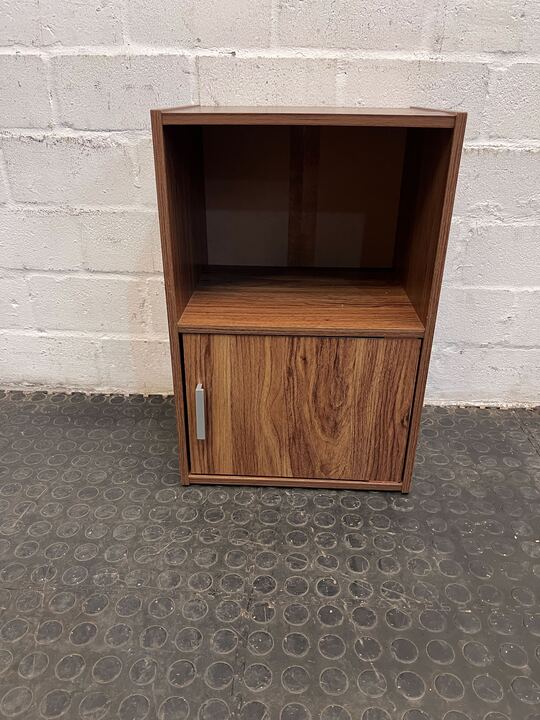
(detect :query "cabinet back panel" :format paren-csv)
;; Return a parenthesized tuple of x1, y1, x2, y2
(204, 125, 290, 266)
(316, 126, 405, 267)
(203, 125, 406, 269)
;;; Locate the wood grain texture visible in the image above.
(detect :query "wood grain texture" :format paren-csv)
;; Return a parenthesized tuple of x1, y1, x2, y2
(401, 113, 467, 493)
(188, 474, 403, 491)
(151, 111, 190, 485)
(183, 334, 420, 483)
(151, 114, 208, 485)
(397, 128, 453, 325)
(160, 106, 456, 128)
(178, 268, 425, 338)
(166, 124, 207, 312)
(150, 106, 466, 492)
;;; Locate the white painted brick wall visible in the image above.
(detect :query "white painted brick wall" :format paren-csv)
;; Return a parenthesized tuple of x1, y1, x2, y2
(79, 212, 162, 273)
(198, 57, 339, 106)
(2, 135, 136, 205)
(0, 0, 538, 404)
(455, 149, 540, 220)
(486, 64, 540, 140)
(0, 0, 124, 47)
(26, 274, 148, 333)
(0, 273, 34, 328)
(1, 209, 83, 270)
(438, 0, 540, 54)
(0, 56, 51, 128)
(337, 60, 488, 138)
(126, 0, 273, 47)
(276, 0, 440, 51)
(52, 55, 195, 130)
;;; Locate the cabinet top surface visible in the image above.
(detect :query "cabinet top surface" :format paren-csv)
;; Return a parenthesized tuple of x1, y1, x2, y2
(156, 105, 459, 128)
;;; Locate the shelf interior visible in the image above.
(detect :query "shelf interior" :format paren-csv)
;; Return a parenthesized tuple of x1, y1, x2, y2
(178, 267, 425, 337)
(163, 121, 454, 336)
(203, 125, 406, 270)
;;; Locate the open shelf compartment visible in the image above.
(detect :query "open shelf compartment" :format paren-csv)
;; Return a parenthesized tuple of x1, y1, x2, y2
(156, 112, 456, 339)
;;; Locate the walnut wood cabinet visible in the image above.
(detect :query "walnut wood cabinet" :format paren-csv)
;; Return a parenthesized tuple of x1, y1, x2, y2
(151, 106, 466, 492)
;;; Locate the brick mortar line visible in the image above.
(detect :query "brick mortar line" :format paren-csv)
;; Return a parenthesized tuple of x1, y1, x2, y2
(0, 146, 13, 203)
(0, 128, 152, 141)
(269, 0, 279, 48)
(0, 203, 157, 213)
(464, 142, 540, 151)
(0, 201, 157, 212)
(443, 285, 540, 292)
(1, 203, 536, 225)
(2, 129, 540, 152)
(2, 267, 539, 292)
(0, 268, 164, 279)
(450, 218, 540, 227)
(1, 45, 540, 64)
(1, 205, 539, 228)
(187, 55, 200, 106)
(41, 55, 60, 127)
(0, 328, 537, 350)
(453, 212, 540, 223)
(431, 342, 540, 351)
(118, 0, 130, 46)
(193, 55, 202, 105)
(0, 328, 169, 341)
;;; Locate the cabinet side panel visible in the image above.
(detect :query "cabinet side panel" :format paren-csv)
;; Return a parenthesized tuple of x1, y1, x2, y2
(397, 128, 453, 325)
(401, 114, 467, 492)
(151, 113, 202, 484)
(164, 125, 206, 312)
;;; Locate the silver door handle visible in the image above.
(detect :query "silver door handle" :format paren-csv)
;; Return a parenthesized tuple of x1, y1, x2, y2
(195, 383, 206, 440)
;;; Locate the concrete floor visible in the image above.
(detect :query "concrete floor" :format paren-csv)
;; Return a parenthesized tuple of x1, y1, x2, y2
(0, 391, 539, 720)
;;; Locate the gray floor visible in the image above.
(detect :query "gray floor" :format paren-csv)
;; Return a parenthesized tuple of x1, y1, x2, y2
(0, 391, 539, 720)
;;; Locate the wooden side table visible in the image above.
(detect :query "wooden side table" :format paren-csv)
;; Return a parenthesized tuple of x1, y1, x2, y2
(151, 106, 466, 492)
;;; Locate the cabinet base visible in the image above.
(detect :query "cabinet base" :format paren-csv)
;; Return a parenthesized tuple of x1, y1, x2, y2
(187, 472, 404, 492)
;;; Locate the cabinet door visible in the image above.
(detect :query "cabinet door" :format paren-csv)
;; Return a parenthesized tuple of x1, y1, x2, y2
(183, 334, 420, 483)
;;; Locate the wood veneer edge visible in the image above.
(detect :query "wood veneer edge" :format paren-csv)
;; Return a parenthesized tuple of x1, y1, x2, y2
(401, 112, 467, 493)
(177, 324, 425, 339)
(189, 473, 403, 491)
(162, 115, 455, 128)
(151, 110, 191, 486)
